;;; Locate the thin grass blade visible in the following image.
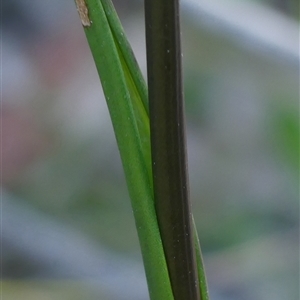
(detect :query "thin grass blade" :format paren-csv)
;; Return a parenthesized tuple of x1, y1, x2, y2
(74, 0, 173, 299)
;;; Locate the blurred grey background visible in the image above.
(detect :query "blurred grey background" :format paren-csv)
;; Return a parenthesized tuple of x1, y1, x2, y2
(1, 0, 299, 299)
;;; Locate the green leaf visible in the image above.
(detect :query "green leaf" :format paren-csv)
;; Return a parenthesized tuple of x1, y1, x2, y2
(193, 217, 210, 300)
(75, 0, 210, 299)
(74, 0, 173, 299)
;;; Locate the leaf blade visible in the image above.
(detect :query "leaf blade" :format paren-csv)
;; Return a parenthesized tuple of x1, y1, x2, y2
(75, 1, 173, 299)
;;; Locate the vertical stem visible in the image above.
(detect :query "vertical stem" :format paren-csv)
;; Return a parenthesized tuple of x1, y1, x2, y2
(144, 1, 200, 300)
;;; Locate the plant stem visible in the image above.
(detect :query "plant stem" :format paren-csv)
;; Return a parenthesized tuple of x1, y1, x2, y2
(144, 1, 200, 299)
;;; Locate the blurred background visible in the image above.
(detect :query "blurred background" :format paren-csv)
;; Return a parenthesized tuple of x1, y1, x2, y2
(1, 0, 299, 299)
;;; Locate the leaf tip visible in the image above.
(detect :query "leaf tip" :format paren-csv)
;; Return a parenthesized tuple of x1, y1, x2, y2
(75, 0, 91, 27)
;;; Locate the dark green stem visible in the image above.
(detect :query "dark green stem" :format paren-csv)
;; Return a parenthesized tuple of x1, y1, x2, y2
(144, 1, 200, 299)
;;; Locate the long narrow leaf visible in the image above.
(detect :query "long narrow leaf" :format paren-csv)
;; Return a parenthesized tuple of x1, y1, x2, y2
(75, 1, 210, 299)
(193, 218, 210, 300)
(100, 0, 149, 114)
(99, 0, 152, 184)
(74, 0, 173, 299)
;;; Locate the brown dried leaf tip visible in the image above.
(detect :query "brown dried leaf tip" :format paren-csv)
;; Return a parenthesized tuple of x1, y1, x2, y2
(75, 0, 91, 27)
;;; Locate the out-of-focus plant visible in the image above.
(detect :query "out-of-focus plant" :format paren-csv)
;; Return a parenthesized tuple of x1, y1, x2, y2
(74, 0, 209, 299)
